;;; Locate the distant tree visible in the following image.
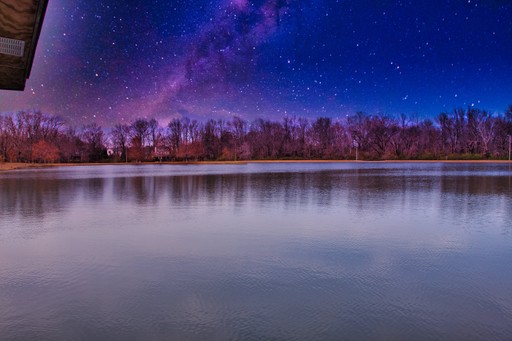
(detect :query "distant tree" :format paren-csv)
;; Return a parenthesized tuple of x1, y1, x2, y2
(167, 118, 182, 157)
(176, 141, 204, 161)
(203, 119, 220, 160)
(297, 117, 309, 158)
(111, 124, 131, 162)
(388, 114, 408, 158)
(311, 117, 334, 158)
(248, 119, 282, 159)
(505, 105, 512, 123)
(32, 140, 60, 163)
(466, 109, 495, 157)
(415, 119, 440, 159)
(229, 116, 247, 160)
(438, 112, 455, 155)
(331, 120, 350, 159)
(130, 118, 150, 161)
(57, 128, 83, 162)
(148, 118, 159, 150)
(504, 105, 512, 136)
(348, 112, 370, 158)
(81, 123, 106, 162)
(366, 114, 396, 159)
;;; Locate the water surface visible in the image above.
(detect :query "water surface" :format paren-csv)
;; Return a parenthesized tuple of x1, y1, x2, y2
(1, 162, 511, 340)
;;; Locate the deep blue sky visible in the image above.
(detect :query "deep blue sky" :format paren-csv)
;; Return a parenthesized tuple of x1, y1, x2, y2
(1, 0, 511, 126)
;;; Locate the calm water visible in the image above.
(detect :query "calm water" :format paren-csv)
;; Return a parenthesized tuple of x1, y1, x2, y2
(1, 162, 511, 340)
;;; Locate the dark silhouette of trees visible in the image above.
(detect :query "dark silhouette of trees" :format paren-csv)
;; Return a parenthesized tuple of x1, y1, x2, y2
(111, 124, 130, 162)
(311, 117, 333, 158)
(81, 123, 106, 162)
(228, 116, 247, 160)
(0, 111, 64, 162)
(348, 111, 370, 158)
(2, 106, 512, 164)
(167, 118, 182, 158)
(130, 118, 151, 161)
(203, 119, 220, 160)
(57, 128, 83, 162)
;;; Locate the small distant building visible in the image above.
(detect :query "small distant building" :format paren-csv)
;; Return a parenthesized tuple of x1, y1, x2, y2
(154, 145, 169, 161)
(0, 0, 48, 90)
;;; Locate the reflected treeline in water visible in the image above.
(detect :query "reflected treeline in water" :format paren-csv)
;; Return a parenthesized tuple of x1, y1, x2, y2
(112, 176, 163, 204)
(0, 177, 104, 219)
(439, 175, 512, 232)
(440, 175, 512, 196)
(2, 166, 511, 225)
(110, 172, 315, 208)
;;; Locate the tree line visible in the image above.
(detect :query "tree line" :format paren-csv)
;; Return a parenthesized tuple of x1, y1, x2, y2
(1, 107, 512, 163)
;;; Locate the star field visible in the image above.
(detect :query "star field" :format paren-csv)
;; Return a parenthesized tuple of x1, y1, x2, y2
(0, 0, 511, 126)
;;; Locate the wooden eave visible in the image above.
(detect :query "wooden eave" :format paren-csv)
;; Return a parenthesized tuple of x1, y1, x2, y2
(0, 0, 48, 91)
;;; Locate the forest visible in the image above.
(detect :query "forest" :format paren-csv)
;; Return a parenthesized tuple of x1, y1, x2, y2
(1, 106, 512, 163)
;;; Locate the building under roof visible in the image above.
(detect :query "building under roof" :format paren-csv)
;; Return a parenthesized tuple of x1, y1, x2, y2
(0, 0, 48, 91)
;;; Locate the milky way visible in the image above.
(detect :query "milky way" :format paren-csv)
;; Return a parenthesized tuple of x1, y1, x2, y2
(143, 0, 308, 118)
(0, 0, 511, 127)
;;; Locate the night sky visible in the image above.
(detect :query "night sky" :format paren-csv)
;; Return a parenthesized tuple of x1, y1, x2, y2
(1, 0, 511, 126)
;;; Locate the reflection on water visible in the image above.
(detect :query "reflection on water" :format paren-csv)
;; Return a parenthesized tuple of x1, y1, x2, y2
(1, 163, 511, 340)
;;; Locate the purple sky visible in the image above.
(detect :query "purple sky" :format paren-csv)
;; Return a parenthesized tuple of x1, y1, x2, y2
(1, 0, 511, 127)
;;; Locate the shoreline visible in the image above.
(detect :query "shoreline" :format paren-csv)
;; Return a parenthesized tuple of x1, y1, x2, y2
(2, 159, 511, 172)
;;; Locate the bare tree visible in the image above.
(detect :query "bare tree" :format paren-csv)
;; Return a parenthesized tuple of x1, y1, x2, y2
(167, 118, 182, 157)
(81, 123, 106, 162)
(111, 124, 131, 162)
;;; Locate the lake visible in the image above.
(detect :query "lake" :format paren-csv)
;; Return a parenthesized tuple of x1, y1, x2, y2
(1, 162, 511, 340)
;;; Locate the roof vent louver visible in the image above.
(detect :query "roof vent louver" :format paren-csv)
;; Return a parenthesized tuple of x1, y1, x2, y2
(0, 37, 25, 57)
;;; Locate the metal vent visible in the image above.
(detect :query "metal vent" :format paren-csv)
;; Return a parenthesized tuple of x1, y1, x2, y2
(0, 37, 25, 57)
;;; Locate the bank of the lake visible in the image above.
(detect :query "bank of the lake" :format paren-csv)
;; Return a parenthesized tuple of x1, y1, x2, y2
(2, 159, 512, 172)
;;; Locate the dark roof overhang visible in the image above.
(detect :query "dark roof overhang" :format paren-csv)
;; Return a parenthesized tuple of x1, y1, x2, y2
(0, 0, 49, 91)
